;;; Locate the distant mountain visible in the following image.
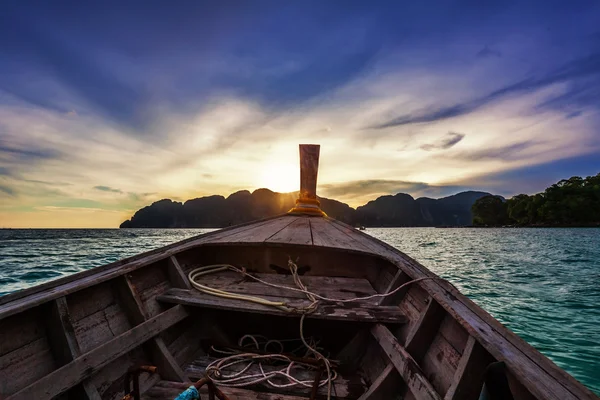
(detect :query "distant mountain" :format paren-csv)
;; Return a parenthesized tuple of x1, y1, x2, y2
(120, 189, 492, 228)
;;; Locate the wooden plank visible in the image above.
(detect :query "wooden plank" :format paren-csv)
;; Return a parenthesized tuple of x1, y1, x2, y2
(379, 270, 411, 306)
(310, 217, 369, 252)
(144, 380, 314, 400)
(196, 271, 378, 303)
(115, 276, 187, 382)
(404, 300, 445, 362)
(6, 305, 189, 400)
(357, 363, 402, 400)
(167, 256, 191, 289)
(444, 336, 491, 400)
(0, 338, 56, 397)
(210, 216, 300, 243)
(331, 220, 598, 400)
(158, 288, 407, 324)
(44, 297, 102, 400)
(265, 216, 312, 245)
(313, 217, 374, 253)
(370, 324, 442, 400)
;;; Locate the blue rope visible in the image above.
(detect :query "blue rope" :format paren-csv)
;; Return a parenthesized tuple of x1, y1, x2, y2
(173, 386, 199, 400)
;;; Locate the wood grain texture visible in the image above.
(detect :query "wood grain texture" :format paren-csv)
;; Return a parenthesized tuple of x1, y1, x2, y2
(445, 336, 492, 400)
(357, 363, 403, 400)
(6, 305, 189, 400)
(167, 256, 191, 289)
(370, 324, 442, 400)
(115, 275, 187, 382)
(404, 300, 445, 362)
(143, 380, 318, 400)
(265, 216, 312, 245)
(158, 288, 408, 323)
(44, 297, 102, 400)
(194, 271, 378, 304)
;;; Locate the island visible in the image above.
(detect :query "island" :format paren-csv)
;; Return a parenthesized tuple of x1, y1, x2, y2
(120, 190, 493, 228)
(472, 173, 600, 227)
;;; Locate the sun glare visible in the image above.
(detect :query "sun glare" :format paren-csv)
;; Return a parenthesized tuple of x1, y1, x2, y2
(258, 162, 299, 193)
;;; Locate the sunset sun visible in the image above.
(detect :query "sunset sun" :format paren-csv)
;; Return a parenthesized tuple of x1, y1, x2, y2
(258, 162, 299, 193)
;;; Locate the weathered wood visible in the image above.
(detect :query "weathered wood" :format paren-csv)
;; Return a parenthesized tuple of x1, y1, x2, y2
(309, 217, 371, 253)
(158, 288, 408, 323)
(6, 305, 189, 400)
(445, 336, 491, 400)
(370, 324, 442, 400)
(378, 270, 411, 306)
(265, 216, 312, 245)
(115, 275, 187, 382)
(336, 329, 369, 369)
(332, 218, 598, 400)
(210, 216, 300, 243)
(0, 338, 57, 397)
(195, 271, 378, 303)
(167, 256, 191, 289)
(421, 331, 462, 396)
(144, 380, 314, 400)
(357, 363, 402, 400)
(299, 144, 320, 202)
(404, 300, 445, 362)
(185, 354, 362, 399)
(44, 297, 102, 400)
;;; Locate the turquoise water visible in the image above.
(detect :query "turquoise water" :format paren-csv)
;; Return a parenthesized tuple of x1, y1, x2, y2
(0, 228, 598, 394)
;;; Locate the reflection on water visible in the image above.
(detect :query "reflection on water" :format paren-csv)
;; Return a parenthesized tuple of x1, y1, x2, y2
(0, 227, 598, 394)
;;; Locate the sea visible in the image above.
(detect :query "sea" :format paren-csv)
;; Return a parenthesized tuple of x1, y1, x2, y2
(0, 227, 599, 394)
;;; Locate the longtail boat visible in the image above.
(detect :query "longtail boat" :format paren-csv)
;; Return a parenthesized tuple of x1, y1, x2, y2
(0, 145, 596, 400)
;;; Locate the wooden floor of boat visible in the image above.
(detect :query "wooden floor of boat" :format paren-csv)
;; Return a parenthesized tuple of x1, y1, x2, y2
(143, 352, 366, 399)
(142, 380, 359, 399)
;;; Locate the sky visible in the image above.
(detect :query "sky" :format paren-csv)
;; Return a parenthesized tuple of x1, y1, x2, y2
(1, 1, 600, 228)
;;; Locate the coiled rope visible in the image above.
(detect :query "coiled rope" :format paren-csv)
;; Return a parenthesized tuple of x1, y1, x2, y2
(188, 259, 448, 399)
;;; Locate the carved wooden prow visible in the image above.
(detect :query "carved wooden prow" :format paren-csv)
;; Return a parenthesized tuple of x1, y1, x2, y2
(289, 144, 325, 216)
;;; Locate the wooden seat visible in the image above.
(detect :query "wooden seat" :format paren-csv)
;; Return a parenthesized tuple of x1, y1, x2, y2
(157, 288, 407, 324)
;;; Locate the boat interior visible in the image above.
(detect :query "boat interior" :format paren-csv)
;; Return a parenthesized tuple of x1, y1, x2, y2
(4, 214, 587, 400)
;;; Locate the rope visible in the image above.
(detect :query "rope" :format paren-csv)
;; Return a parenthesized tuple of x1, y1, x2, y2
(205, 335, 337, 389)
(189, 259, 449, 399)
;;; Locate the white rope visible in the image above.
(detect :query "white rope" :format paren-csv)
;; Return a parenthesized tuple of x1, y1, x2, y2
(205, 335, 337, 391)
(189, 259, 449, 399)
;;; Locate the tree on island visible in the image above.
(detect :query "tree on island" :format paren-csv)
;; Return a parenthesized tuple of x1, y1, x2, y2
(472, 173, 600, 226)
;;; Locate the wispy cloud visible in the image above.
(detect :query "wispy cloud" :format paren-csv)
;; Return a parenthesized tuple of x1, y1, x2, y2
(0, 185, 16, 197)
(93, 185, 122, 194)
(420, 132, 465, 151)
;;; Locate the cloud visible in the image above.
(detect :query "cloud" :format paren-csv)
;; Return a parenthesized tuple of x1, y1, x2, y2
(93, 185, 122, 194)
(420, 132, 465, 151)
(321, 180, 431, 199)
(370, 52, 600, 129)
(0, 185, 16, 197)
(453, 141, 542, 161)
(0, 142, 62, 162)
